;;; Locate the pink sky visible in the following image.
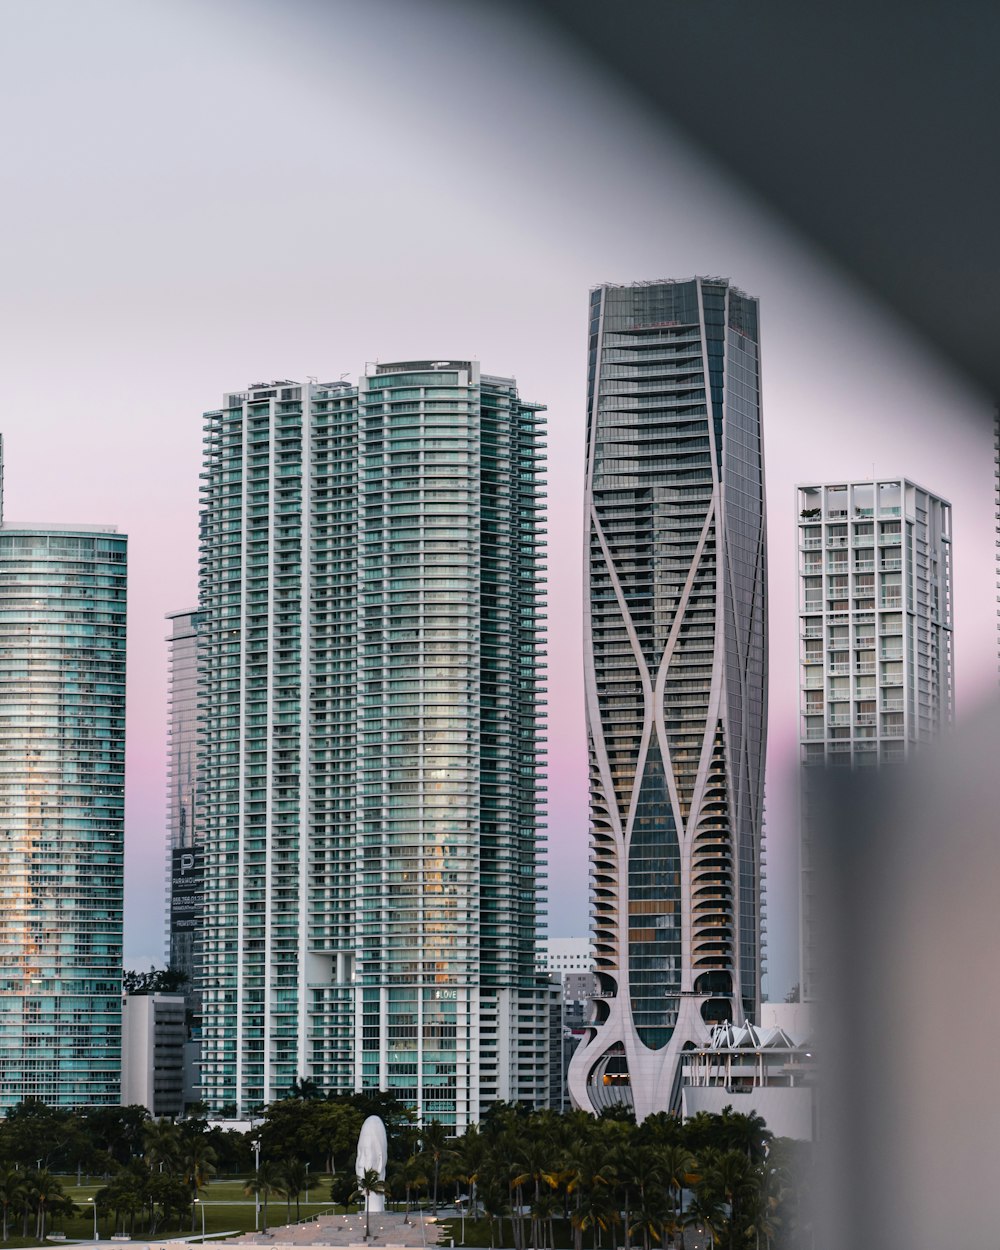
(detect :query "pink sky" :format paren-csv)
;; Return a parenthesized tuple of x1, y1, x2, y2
(0, 0, 993, 997)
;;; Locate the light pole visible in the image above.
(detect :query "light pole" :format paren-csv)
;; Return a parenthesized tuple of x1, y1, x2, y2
(305, 1162, 310, 1205)
(253, 1140, 261, 1232)
(194, 1199, 205, 1240)
(88, 1198, 98, 1242)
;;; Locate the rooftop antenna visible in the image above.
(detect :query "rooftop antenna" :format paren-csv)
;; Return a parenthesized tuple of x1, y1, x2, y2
(340, 372, 349, 381)
(307, 375, 317, 383)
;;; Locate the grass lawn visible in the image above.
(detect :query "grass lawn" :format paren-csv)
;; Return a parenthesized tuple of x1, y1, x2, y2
(8, 1175, 348, 1246)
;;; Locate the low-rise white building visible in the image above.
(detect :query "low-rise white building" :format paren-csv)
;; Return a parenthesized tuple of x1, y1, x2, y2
(681, 1021, 817, 1140)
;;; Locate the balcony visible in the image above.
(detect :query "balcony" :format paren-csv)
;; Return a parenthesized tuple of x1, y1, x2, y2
(880, 597, 902, 609)
(802, 537, 822, 550)
(882, 698, 904, 711)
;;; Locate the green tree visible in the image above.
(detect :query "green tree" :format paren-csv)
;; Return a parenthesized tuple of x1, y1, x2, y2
(390, 1154, 426, 1224)
(257, 1098, 362, 1174)
(288, 1076, 323, 1101)
(143, 1117, 182, 1176)
(0, 1102, 84, 1171)
(511, 1136, 558, 1250)
(245, 1160, 284, 1234)
(0, 1169, 23, 1242)
(79, 1104, 150, 1167)
(352, 1167, 386, 1241)
(279, 1157, 309, 1221)
(420, 1119, 451, 1214)
(703, 1149, 756, 1250)
(684, 1189, 724, 1249)
(661, 1145, 696, 1247)
(181, 1136, 217, 1230)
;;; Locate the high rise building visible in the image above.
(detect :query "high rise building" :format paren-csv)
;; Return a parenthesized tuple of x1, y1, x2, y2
(164, 607, 204, 1108)
(0, 481, 127, 1107)
(165, 608, 203, 982)
(568, 278, 767, 1120)
(796, 478, 953, 1000)
(198, 363, 547, 1126)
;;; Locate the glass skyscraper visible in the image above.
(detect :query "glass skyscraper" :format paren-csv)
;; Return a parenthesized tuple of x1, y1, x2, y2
(568, 279, 767, 1119)
(165, 607, 203, 983)
(198, 363, 548, 1125)
(0, 492, 127, 1107)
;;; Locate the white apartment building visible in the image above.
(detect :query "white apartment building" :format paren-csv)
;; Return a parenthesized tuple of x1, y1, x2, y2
(797, 478, 953, 998)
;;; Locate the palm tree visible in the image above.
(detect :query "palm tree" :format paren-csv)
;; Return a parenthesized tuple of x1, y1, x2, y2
(244, 1160, 284, 1234)
(288, 1076, 323, 1101)
(511, 1136, 559, 1250)
(455, 1123, 486, 1218)
(718, 1107, 772, 1164)
(398, 1154, 426, 1224)
(661, 1145, 696, 1246)
(628, 1198, 664, 1250)
(607, 1143, 635, 1250)
(420, 1119, 451, 1214)
(143, 1118, 182, 1175)
(182, 1138, 217, 1231)
(571, 1185, 614, 1250)
(704, 1149, 755, 1250)
(566, 1144, 615, 1250)
(0, 1170, 23, 1243)
(742, 1175, 780, 1250)
(279, 1158, 309, 1222)
(27, 1170, 66, 1241)
(352, 1168, 385, 1241)
(684, 1189, 724, 1249)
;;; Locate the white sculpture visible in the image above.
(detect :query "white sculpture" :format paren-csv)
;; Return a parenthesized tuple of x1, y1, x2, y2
(355, 1114, 388, 1214)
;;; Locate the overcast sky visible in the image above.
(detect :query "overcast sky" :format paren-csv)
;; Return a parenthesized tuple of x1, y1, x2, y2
(0, 0, 992, 997)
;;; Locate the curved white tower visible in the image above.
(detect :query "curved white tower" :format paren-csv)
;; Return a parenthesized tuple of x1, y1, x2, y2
(568, 279, 767, 1119)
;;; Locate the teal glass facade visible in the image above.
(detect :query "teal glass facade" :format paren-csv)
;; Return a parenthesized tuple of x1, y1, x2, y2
(198, 366, 548, 1125)
(0, 525, 127, 1108)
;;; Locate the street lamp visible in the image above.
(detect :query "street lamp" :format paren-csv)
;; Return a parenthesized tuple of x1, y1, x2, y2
(88, 1198, 98, 1242)
(252, 1140, 261, 1232)
(305, 1162, 310, 1205)
(194, 1199, 206, 1240)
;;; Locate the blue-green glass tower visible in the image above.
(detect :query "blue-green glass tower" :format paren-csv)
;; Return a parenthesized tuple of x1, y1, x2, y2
(0, 468, 127, 1107)
(198, 365, 549, 1127)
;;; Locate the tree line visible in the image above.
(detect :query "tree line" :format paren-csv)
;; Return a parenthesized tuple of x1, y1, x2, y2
(395, 1103, 811, 1250)
(0, 1092, 812, 1247)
